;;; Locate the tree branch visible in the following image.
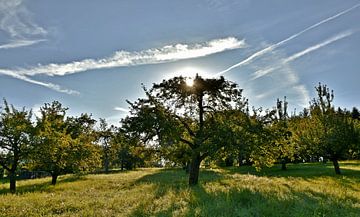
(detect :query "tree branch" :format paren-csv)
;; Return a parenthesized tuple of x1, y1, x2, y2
(174, 114, 196, 138)
(0, 159, 11, 171)
(179, 137, 195, 149)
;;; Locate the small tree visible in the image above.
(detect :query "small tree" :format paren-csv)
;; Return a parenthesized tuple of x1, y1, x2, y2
(0, 99, 33, 193)
(271, 97, 296, 170)
(96, 118, 114, 173)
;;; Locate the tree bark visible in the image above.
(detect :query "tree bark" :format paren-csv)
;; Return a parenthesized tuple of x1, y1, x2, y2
(9, 171, 16, 193)
(51, 174, 58, 185)
(332, 158, 341, 174)
(188, 153, 201, 186)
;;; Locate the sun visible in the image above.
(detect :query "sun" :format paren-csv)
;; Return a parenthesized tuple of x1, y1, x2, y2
(185, 78, 194, 86)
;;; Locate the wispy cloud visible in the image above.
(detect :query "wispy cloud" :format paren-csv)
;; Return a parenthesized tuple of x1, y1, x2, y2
(215, 2, 360, 76)
(0, 69, 79, 95)
(293, 85, 311, 108)
(114, 107, 129, 113)
(251, 30, 354, 80)
(11, 37, 245, 77)
(0, 0, 47, 49)
(0, 39, 46, 49)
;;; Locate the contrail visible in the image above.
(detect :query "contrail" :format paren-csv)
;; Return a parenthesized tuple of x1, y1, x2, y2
(284, 30, 353, 62)
(250, 30, 354, 80)
(215, 3, 360, 76)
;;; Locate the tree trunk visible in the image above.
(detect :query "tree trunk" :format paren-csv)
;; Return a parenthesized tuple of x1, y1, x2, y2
(120, 159, 124, 171)
(51, 174, 58, 185)
(281, 159, 287, 171)
(104, 155, 109, 174)
(188, 154, 201, 186)
(332, 158, 341, 174)
(9, 171, 16, 193)
(185, 162, 190, 174)
(238, 154, 243, 167)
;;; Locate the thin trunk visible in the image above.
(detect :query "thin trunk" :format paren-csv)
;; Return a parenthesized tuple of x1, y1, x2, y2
(104, 158, 109, 173)
(51, 174, 58, 185)
(332, 158, 341, 174)
(188, 153, 201, 186)
(281, 159, 287, 171)
(9, 171, 16, 193)
(238, 154, 243, 167)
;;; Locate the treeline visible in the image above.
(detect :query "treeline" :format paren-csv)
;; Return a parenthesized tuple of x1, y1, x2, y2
(1, 75, 360, 192)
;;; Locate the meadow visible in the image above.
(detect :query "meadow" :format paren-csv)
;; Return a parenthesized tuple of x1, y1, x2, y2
(0, 161, 360, 217)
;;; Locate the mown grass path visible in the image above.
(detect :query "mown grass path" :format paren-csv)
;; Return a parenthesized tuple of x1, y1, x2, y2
(1, 161, 360, 216)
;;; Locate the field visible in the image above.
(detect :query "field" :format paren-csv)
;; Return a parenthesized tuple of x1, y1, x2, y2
(1, 161, 360, 217)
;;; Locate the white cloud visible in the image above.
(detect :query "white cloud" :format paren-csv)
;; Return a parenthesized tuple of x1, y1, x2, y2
(215, 2, 360, 76)
(0, 39, 46, 49)
(293, 85, 311, 108)
(8, 37, 245, 77)
(0, 0, 47, 38)
(0, 37, 244, 95)
(0, 0, 47, 49)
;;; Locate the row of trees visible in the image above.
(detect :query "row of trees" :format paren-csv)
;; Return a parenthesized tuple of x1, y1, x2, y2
(0, 101, 144, 193)
(1, 75, 360, 192)
(122, 76, 360, 185)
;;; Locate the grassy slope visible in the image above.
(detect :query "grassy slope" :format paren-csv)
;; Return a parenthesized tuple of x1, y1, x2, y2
(0, 161, 360, 217)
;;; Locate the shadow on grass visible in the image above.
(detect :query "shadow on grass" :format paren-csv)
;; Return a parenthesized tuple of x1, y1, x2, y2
(0, 174, 86, 195)
(128, 167, 360, 217)
(222, 162, 360, 180)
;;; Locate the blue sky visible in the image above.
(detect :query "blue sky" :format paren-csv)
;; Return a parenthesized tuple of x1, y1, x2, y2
(0, 0, 359, 125)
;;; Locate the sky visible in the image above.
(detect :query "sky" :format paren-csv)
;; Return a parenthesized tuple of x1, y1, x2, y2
(0, 0, 359, 125)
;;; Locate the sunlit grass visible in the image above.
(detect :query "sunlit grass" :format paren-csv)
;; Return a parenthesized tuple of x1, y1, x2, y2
(1, 162, 360, 216)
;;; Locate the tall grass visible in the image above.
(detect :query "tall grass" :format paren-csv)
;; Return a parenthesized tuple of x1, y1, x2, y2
(0, 161, 359, 216)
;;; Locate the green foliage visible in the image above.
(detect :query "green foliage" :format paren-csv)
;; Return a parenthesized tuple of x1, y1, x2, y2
(31, 101, 100, 184)
(297, 83, 359, 174)
(0, 99, 33, 192)
(124, 75, 247, 185)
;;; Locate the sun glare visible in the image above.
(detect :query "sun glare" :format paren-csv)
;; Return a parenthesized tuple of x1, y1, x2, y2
(166, 66, 211, 82)
(185, 78, 194, 86)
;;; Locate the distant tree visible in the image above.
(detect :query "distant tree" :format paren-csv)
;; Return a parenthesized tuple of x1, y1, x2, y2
(306, 83, 358, 174)
(247, 108, 279, 170)
(65, 113, 101, 173)
(271, 97, 296, 170)
(206, 108, 250, 167)
(96, 118, 114, 173)
(0, 99, 33, 193)
(32, 101, 100, 185)
(112, 128, 147, 170)
(351, 107, 360, 120)
(125, 75, 246, 185)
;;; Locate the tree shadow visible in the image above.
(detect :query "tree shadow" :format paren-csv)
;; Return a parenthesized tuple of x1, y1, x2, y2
(222, 162, 360, 180)
(128, 168, 360, 217)
(0, 174, 87, 195)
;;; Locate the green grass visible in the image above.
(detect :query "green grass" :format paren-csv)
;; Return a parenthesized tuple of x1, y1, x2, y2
(1, 161, 360, 216)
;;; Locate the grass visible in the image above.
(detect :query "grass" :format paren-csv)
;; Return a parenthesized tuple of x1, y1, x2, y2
(0, 161, 359, 217)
